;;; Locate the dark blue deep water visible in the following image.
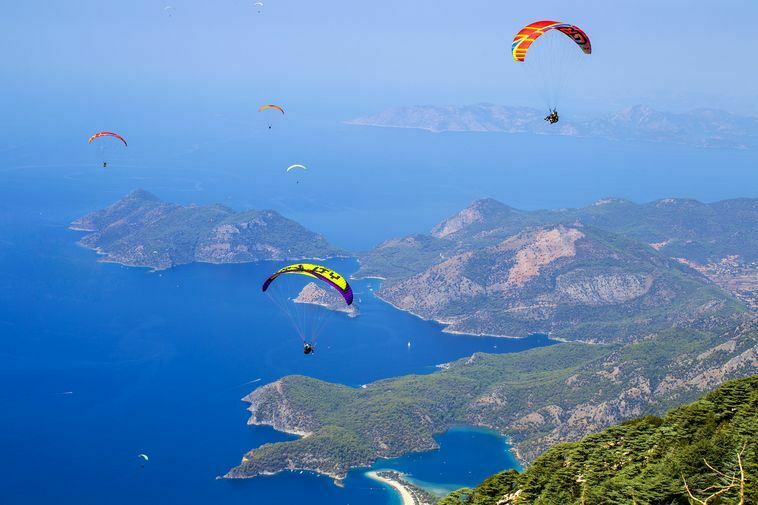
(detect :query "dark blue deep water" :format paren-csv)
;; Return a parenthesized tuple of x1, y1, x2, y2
(1, 122, 755, 504)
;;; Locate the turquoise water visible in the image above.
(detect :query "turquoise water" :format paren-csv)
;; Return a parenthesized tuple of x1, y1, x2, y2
(373, 427, 521, 498)
(1, 121, 755, 504)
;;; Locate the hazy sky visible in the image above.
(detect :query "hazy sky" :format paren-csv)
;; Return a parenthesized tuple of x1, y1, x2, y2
(3, 0, 758, 137)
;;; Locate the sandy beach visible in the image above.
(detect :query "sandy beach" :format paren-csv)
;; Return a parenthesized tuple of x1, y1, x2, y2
(365, 471, 421, 505)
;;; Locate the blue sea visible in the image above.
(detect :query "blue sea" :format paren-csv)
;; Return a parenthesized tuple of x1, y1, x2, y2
(1, 121, 755, 504)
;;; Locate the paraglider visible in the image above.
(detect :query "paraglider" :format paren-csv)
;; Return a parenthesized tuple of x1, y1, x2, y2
(512, 21, 591, 122)
(164, 5, 176, 17)
(287, 165, 307, 183)
(511, 21, 591, 62)
(137, 454, 149, 467)
(258, 104, 285, 129)
(262, 263, 353, 353)
(254, 1, 264, 13)
(263, 263, 353, 305)
(88, 132, 127, 168)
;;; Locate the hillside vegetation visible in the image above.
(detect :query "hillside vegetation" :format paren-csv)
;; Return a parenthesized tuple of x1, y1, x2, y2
(439, 375, 757, 505)
(227, 316, 756, 481)
(71, 190, 344, 270)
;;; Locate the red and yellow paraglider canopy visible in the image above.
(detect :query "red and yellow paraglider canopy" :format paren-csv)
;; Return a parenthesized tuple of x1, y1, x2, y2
(512, 21, 591, 62)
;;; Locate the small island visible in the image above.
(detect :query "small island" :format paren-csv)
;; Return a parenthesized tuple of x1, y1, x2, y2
(294, 283, 359, 317)
(71, 190, 345, 270)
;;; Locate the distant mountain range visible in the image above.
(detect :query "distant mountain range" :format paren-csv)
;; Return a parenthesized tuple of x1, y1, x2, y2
(358, 197, 757, 342)
(346, 104, 758, 149)
(70, 190, 344, 270)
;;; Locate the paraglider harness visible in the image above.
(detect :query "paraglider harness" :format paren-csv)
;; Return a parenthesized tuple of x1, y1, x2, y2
(303, 343, 314, 355)
(545, 109, 559, 124)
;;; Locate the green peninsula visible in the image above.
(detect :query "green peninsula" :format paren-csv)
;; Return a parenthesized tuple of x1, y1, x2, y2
(226, 316, 756, 481)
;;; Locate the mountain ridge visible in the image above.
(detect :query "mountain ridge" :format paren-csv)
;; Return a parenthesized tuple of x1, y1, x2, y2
(71, 190, 346, 270)
(347, 104, 758, 149)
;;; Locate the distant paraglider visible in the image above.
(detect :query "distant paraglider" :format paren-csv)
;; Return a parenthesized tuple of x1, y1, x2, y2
(164, 5, 176, 17)
(262, 263, 353, 354)
(287, 165, 306, 183)
(258, 105, 285, 115)
(88, 132, 127, 147)
(137, 454, 149, 467)
(254, 1, 264, 14)
(512, 20, 591, 123)
(258, 104, 285, 129)
(88, 132, 127, 168)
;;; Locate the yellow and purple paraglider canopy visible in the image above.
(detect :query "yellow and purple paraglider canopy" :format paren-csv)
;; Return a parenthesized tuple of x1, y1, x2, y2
(262, 263, 353, 305)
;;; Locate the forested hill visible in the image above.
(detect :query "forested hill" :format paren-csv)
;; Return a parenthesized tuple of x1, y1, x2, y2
(438, 375, 757, 505)
(70, 190, 344, 270)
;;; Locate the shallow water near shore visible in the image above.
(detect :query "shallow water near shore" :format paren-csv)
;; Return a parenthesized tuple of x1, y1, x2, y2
(374, 427, 522, 496)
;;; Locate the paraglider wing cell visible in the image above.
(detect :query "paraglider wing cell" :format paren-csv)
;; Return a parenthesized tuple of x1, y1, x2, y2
(262, 263, 353, 305)
(512, 20, 591, 62)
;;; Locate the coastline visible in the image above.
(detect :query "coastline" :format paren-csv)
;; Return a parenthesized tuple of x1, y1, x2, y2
(293, 298, 359, 318)
(366, 470, 434, 505)
(70, 227, 354, 273)
(371, 289, 602, 345)
(372, 290, 526, 339)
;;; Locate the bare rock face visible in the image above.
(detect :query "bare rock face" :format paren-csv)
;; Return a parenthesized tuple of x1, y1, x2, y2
(431, 198, 519, 240)
(294, 283, 358, 317)
(244, 380, 317, 437)
(556, 271, 652, 305)
(377, 223, 718, 342)
(498, 227, 584, 288)
(432, 206, 486, 239)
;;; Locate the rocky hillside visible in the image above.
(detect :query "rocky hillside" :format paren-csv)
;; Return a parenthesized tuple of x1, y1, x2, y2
(358, 197, 756, 339)
(294, 283, 359, 318)
(438, 375, 757, 505)
(226, 315, 757, 482)
(347, 104, 758, 149)
(71, 190, 344, 270)
(380, 224, 742, 342)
